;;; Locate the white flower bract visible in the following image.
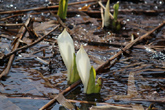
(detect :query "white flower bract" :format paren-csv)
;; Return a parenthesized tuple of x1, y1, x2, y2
(76, 45, 91, 93)
(104, 0, 110, 27)
(57, 28, 75, 81)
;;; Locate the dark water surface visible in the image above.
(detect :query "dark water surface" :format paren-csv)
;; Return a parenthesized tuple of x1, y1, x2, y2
(0, 0, 165, 109)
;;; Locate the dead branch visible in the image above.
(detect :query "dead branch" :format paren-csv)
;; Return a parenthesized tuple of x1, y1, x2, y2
(96, 21, 165, 73)
(0, 18, 31, 79)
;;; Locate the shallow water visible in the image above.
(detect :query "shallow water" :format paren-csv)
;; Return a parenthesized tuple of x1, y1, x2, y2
(0, 0, 165, 109)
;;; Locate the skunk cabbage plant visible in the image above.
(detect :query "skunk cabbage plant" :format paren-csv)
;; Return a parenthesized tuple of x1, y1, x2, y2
(104, 0, 121, 31)
(57, 0, 68, 19)
(57, 29, 80, 84)
(104, 0, 111, 27)
(112, 2, 120, 30)
(113, 1, 119, 21)
(76, 45, 103, 94)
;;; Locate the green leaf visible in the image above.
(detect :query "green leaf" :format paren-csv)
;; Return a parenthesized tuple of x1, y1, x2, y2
(69, 53, 80, 84)
(112, 2, 121, 31)
(86, 67, 103, 94)
(113, 1, 119, 21)
(112, 20, 116, 29)
(86, 66, 96, 94)
(57, 0, 68, 19)
(95, 77, 103, 93)
(116, 22, 121, 31)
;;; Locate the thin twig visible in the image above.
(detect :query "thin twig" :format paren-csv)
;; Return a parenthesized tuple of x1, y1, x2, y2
(2, 24, 60, 59)
(0, 23, 23, 27)
(68, 99, 131, 107)
(98, 0, 114, 19)
(81, 39, 165, 50)
(103, 97, 165, 103)
(0, 34, 14, 40)
(96, 21, 165, 73)
(49, 11, 75, 36)
(0, 0, 96, 15)
(1, 8, 164, 21)
(6, 96, 49, 100)
(23, 23, 39, 38)
(39, 80, 81, 110)
(100, 7, 104, 28)
(0, 18, 31, 79)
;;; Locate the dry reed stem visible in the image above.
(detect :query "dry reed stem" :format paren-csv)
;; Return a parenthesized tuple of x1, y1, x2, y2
(98, 0, 114, 19)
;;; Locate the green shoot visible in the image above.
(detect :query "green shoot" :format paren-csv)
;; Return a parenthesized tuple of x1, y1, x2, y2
(69, 54, 80, 84)
(57, 0, 68, 19)
(86, 66, 103, 94)
(113, 1, 119, 21)
(112, 2, 119, 30)
(86, 66, 96, 94)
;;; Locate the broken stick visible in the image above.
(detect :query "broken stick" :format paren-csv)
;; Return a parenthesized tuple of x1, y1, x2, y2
(3, 24, 60, 59)
(0, 18, 31, 79)
(96, 21, 165, 73)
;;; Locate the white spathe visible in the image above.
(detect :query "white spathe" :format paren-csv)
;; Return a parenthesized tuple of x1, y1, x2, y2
(104, 0, 110, 27)
(76, 45, 91, 93)
(57, 28, 75, 81)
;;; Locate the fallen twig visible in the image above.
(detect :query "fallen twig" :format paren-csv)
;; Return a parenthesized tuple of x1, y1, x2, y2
(2, 24, 60, 59)
(34, 57, 49, 65)
(49, 11, 76, 37)
(0, 23, 23, 27)
(104, 97, 165, 103)
(131, 99, 165, 103)
(98, 0, 113, 19)
(100, 7, 104, 28)
(0, 18, 31, 79)
(39, 80, 81, 110)
(80, 39, 164, 50)
(1, 8, 164, 21)
(6, 96, 49, 100)
(0, 34, 14, 40)
(0, 0, 96, 15)
(23, 23, 39, 38)
(67, 99, 131, 107)
(96, 21, 165, 73)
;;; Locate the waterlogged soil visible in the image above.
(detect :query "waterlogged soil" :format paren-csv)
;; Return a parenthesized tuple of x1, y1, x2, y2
(0, 0, 165, 110)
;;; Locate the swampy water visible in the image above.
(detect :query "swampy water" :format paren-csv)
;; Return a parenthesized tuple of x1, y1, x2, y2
(0, 0, 165, 110)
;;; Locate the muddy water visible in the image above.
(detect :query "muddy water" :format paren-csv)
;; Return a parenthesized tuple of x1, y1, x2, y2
(0, 0, 165, 109)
